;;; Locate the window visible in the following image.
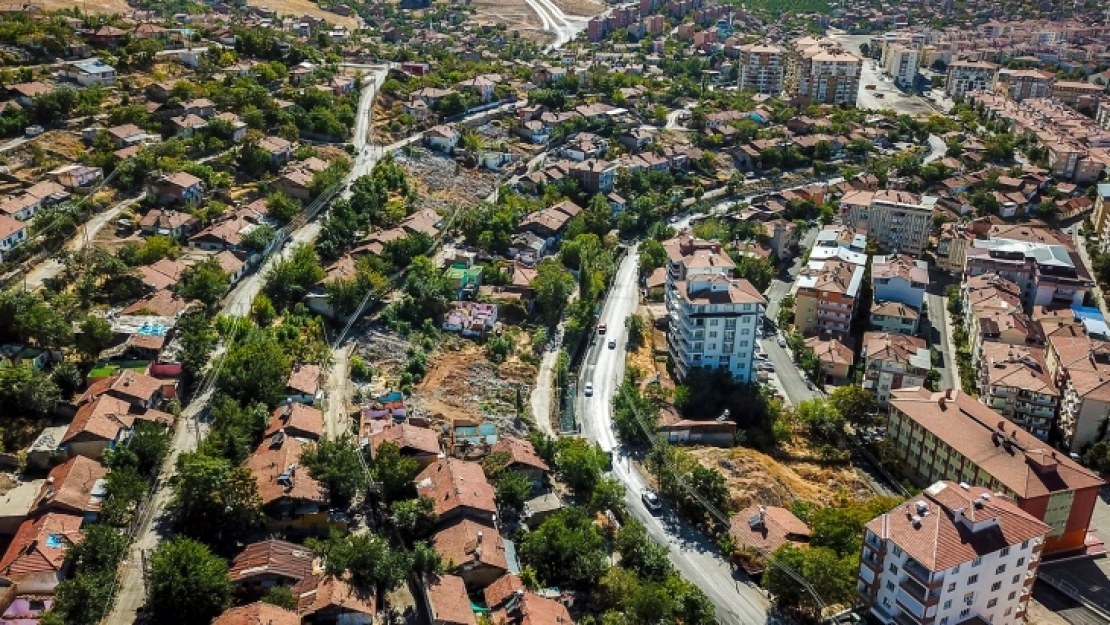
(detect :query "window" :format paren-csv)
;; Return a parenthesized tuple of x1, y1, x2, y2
(972, 557, 982, 567)
(947, 583, 956, 592)
(892, 546, 903, 557)
(739, 341, 748, 347)
(967, 575, 978, 585)
(886, 581, 895, 592)
(996, 564, 1006, 575)
(963, 592, 974, 604)
(709, 344, 717, 351)
(889, 564, 898, 575)
(940, 619, 948, 625)
(959, 609, 970, 619)
(987, 598, 997, 608)
(1001, 547, 1010, 557)
(741, 328, 750, 335)
(1016, 558, 1024, 567)
(951, 564, 961, 574)
(1012, 575, 1019, 584)
(943, 600, 952, 610)
(991, 582, 1001, 592)
(710, 319, 719, 326)
(1004, 608, 1011, 617)
(1008, 591, 1016, 601)
(1021, 540, 1029, 549)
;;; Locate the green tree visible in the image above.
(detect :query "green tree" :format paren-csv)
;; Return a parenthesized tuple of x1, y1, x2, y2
(265, 243, 325, 310)
(75, 315, 114, 362)
(532, 258, 575, 325)
(494, 470, 534, 516)
(615, 521, 672, 581)
(216, 332, 292, 407)
(371, 441, 420, 502)
(0, 366, 61, 417)
(555, 437, 609, 497)
(300, 434, 364, 505)
(261, 586, 299, 611)
(169, 452, 263, 553)
(638, 239, 668, 278)
(179, 258, 230, 312)
(314, 530, 412, 593)
(266, 191, 301, 225)
(828, 385, 878, 429)
(392, 496, 438, 543)
(148, 537, 232, 625)
(519, 508, 608, 589)
(796, 398, 845, 440)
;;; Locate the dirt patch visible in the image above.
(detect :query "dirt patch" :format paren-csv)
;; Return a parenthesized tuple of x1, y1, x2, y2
(470, 0, 552, 44)
(410, 333, 535, 437)
(396, 148, 499, 213)
(37, 0, 129, 13)
(549, 0, 604, 17)
(246, 0, 359, 28)
(689, 444, 875, 513)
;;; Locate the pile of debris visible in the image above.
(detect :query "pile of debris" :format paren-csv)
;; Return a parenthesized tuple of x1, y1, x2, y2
(396, 147, 498, 209)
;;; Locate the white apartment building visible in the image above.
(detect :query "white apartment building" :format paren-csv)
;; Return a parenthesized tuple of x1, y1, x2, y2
(945, 60, 999, 98)
(882, 44, 920, 89)
(663, 235, 766, 382)
(789, 37, 862, 105)
(872, 255, 928, 308)
(841, 190, 937, 257)
(738, 43, 785, 95)
(858, 481, 1049, 625)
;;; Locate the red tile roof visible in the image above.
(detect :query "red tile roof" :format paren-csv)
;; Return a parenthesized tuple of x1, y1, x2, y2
(295, 574, 376, 617)
(425, 574, 477, 625)
(62, 395, 134, 445)
(36, 456, 107, 515)
(415, 459, 496, 518)
(728, 505, 811, 555)
(229, 539, 315, 584)
(0, 512, 83, 578)
(432, 519, 508, 573)
(267, 403, 325, 441)
(245, 436, 329, 507)
(489, 437, 549, 473)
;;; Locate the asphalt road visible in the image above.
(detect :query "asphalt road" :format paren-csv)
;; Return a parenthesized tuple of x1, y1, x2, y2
(574, 246, 776, 625)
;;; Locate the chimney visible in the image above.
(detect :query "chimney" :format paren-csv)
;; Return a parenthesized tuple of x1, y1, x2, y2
(477, 531, 484, 544)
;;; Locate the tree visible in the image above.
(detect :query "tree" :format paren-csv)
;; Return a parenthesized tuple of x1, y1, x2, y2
(265, 243, 325, 310)
(625, 313, 645, 348)
(615, 521, 672, 581)
(169, 452, 263, 553)
(638, 239, 668, 278)
(261, 586, 299, 611)
(67, 524, 128, 575)
(796, 398, 845, 441)
(392, 496, 438, 543)
(371, 441, 420, 502)
(494, 470, 534, 516)
(148, 537, 232, 625)
(300, 435, 364, 505)
(1082, 441, 1110, 473)
(112, 420, 171, 477)
(924, 369, 941, 391)
(216, 332, 292, 407)
(0, 366, 61, 417)
(532, 258, 575, 325)
(519, 508, 608, 589)
(555, 437, 609, 497)
(179, 258, 230, 312)
(76, 315, 114, 362)
(828, 385, 878, 429)
(314, 530, 412, 593)
(267, 191, 301, 225)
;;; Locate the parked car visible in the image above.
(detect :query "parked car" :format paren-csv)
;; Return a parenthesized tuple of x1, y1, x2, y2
(608, 339, 616, 349)
(584, 382, 594, 396)
(642, 489, 662, 513)
(598, 323, 607, 335)
(24, 125, 44, 137)
(777, 337, 788, 348)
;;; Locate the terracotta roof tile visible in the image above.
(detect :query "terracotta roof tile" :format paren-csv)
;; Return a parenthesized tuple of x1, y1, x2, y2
(229, 539, 315, 584)
(415, 459, 496, 518)
(0, 512, 83, 578)
(426, 574, 477, 625)
(245, 436, 329, 507)
(432, 519, 507, 574)
(36, 456, 107, 515)
(489, 437, 549, 473)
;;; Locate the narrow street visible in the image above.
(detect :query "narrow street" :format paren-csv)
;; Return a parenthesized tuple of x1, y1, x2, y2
(574, 247, 776, 625)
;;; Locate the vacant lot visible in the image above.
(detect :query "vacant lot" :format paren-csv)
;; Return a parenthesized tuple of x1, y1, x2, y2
(246, 0, 360, 29)
(470, 0, 551, 44)
(37, 0, 129, 13)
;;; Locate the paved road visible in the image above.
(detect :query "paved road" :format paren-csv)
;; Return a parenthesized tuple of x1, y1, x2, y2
(23, 195, 143, 290)
(924, 287, 960, 392)
(522, 0, 589, 48)
(574, 246, 775, 625)
(923, 134, 946, 164)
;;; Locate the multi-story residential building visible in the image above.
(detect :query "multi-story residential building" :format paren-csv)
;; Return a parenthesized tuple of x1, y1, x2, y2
(884, 387, 1104, 555)
(978, 343, 1058, 440)
(966, 292, 1045, 372)
(663, 235, 766, 382)
(737, 43, 785, 95)
(872, 255, 928, 308)
(965, 237, 1092, 309)
(793, 258, 864, 337)
(862, 332, 930, 407)
(858, 480, 1049, 625)
(789, 37, 862, 105)
(936, 221, 974, 274)
(1045, 329, 1110, 453)
(1093, 184, 1110, 251)
(993, 68, 1054, 101)
(870, 301, 921, 336)
(882, 44, 920, 89)
(841, 190, 937, 257)
(1050, 80, 1106, 107)
(1097, 99, 1110, 131)
(945, 60, 999, 98)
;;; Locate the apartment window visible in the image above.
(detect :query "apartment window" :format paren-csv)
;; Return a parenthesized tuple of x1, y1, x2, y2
(963, 592, 974, 604)
(710, 319, 719, 326)
(1012, 575, 1020, 585)
(959, 609, 970, 619)
(886, 581, 895, 592)
(991, 582, 1001, 592)
(1021, 540, 1029, 549)
(1004, 608, 1012, 617)
(995, 564, 1006, 575)
(741, 328, 750, 335)
(709, 344, 717, 351)
(972, 557, 982, 568)
(892, 546, 902, 557)
(1016, 558, 1024, 567)
(940, 619, 948, 625)
(1001, 547, 1010, 557)
(967, 575, 978, 585)
(709, 332, 718, 338)
(739, 341, 748, 347)
(951, 564, 960, 574)
(947, 583, 956, 592)
(1008, 591, 1016, 601)
(888, 564, 898, 575)
(987, 599, 997, 609)
(943, 600, 952, 610)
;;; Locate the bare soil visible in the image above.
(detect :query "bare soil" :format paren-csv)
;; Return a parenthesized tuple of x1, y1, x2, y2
(245, 0, 360, 29)
(470, 0, 552, 44)
(397, 148, 499, 213)
(550, 0, 604, 17)
(37, 0, 130, 14)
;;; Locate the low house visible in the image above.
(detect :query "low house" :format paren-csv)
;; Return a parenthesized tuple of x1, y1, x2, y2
(490, 589, 572, 625)
(171, 114, 208, 137)
(294, 574, 376, 624)
(802, 335, 854, 383)
(63, 58, 116, 86)
(0, 180, 69, 221)
(33, 456, 107, 521)
(657, 407, 736, 447)
(727, 504, 811, 574)
(216, 250, 247, 285)
(228, 539, 315, 595)
(140, 208, 198, 239)
(518, 200, 583, 240)
(0, 214, 29, 261)
(273, 167, 317, 202)
(61, 395, 134, 459)
(286, 364, 323, 405)
(415, 459, 497, 527)
(425, 574, 477, 625)
(0, 512, 83, 594)
(869, 300, 920, 335)
(147, 172, 204, 206)
(245, 433, 333, 535)
(213, 603, 301, 625)
(48, 165, 103, 190)
(368, 422, 441, 468)
(104, 124, 152, 148)
(212, 112, 248, 142)
(444, 264, 484, 300)
(488, 437, 549, 482)
(188, 216, 252, 252)
(426, 125, 461, 152)
(432, 519, 508, 589)
(267, 402, 325, 442)
(442, 302, 497, 337)
(260, 136, 294, 165)
(8, 81, 52, 106)
(81, 370, 167, 411)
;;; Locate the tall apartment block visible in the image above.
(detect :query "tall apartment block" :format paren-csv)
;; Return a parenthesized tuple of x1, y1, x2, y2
(737, 43, 785, 95)
(945, 60, 999, 99)
(881, 43, 920, 89)
(840, 190, 937, 257)
(858, 481, 1049, 625)
(788, 37, 862, 106)
(663, 235, 766, 382)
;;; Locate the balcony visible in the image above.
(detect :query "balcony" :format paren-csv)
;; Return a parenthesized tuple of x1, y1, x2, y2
(903, 558, 934, 585)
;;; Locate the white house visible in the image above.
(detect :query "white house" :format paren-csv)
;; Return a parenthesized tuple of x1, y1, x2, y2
(64, 58, 116, 86)
(425, 125, 460, 152)
(0, 214, 28, 261)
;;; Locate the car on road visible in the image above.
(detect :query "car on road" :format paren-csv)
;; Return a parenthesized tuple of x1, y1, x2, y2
(608, 339, 616, 349)
(642, 489, 662, 513)
(24, 125, 43, 137)
(756, 350, 767, 359)
(760, 362, 775, 372)
(584, 382, 594, 396)
(598, 323, 607, 334)
(777, 337, 788, 348)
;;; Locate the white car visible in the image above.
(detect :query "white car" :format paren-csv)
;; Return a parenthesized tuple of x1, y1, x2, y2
(778, 337, 788, 348)
(642, 489, 662, 513)
(584, 382, 594, 396)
